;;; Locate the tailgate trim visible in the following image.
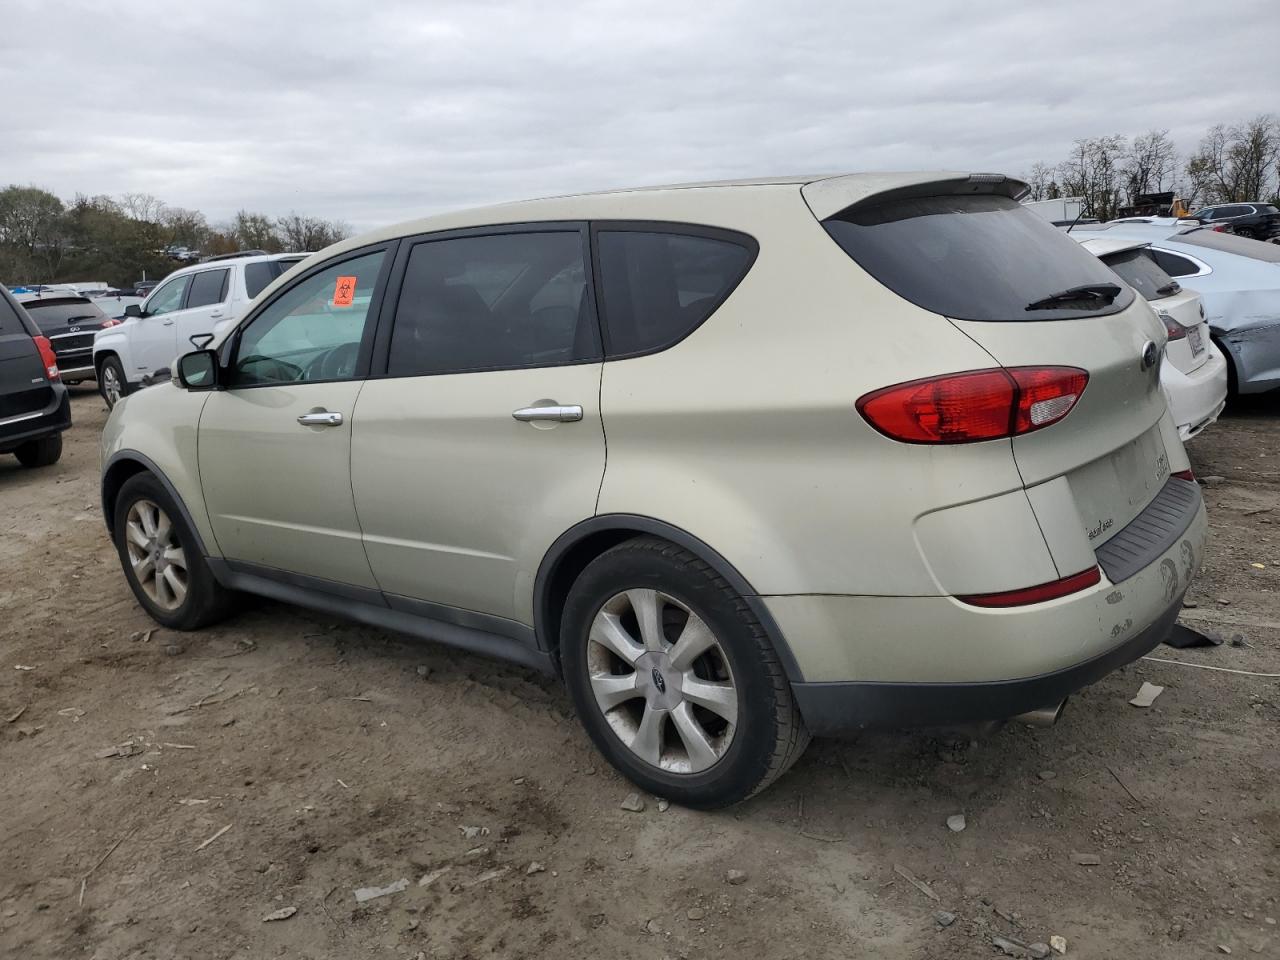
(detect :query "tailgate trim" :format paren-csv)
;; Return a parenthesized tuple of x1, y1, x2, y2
(1094, 477, 1201, 583)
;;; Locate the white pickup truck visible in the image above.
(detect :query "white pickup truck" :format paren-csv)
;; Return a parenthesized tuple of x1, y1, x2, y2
(93, 251, 307, 407)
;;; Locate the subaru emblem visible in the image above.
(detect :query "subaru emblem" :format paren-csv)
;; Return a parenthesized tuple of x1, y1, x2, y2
(651, 668, 666, 694)
(1140, 340, 1159, 371)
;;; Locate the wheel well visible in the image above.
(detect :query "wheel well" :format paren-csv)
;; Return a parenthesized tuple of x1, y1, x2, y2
(95, 351, 118, 375)
(101, 458, 148, 536)
(538, 527, 642, 665)
(1210, 333, 1238, 395)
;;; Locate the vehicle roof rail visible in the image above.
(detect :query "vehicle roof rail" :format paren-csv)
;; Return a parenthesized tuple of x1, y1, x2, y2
(203, 249, 270, 262)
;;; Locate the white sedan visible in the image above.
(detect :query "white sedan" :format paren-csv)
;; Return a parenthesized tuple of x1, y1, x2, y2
(1073, 234, 1227, 440)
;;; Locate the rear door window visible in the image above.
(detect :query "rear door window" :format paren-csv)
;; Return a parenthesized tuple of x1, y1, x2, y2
(386, 230, 598, 377)
(1101, 248, 1178, 301)
(186, 269, 229, 308)
(594, 227, 755, 356)
(1152, 249, 1203, 278)
(823, 194, 1134, 322)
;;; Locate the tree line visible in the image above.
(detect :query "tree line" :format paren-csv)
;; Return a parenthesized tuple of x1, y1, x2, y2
(1021, 114, 1280, 221)
(0, 186, 351, 287)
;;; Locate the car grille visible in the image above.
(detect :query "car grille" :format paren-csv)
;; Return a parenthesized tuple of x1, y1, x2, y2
(0, 385, 54, 420)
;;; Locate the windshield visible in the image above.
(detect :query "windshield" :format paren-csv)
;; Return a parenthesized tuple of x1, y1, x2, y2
(1102, 248, 1178, 302)
(19, 298, 108, 331)
(823, 194, 1134, 322)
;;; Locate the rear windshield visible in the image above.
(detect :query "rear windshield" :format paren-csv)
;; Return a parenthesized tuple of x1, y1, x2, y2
(1175, 228, 1280, 263)
(823, 194, 1134, 322)
(20, 297, 107, 331)
(245, 258, 305, 299)
(1101, 248, 1177, 302)
(0, 287, 39, 337)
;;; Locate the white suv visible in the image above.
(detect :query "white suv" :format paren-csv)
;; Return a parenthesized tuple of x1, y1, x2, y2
(101, 173, 1207, 807)
(93, 251, 306, 406)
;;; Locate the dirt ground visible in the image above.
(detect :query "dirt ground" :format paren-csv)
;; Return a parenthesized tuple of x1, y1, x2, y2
(1, 388, 1277, 960)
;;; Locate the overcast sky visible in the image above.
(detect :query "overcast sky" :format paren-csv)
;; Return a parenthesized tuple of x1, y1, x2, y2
(3, 0, 1276, 233)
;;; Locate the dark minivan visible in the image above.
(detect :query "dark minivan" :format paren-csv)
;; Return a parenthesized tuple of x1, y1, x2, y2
(0, 285, 70, 467)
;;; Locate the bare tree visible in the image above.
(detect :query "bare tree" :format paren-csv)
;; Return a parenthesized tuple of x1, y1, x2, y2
(275, 212, 351, 252)
(160, 207, 209, 250)
(229, 210, 282, 252)
(1022, 162, 1059, 202)
(118, 192, 167, 222)
(1185, 115, 1280, 204)
(1058, 135, 1127, 220)
(1123, 130, 1178, 202)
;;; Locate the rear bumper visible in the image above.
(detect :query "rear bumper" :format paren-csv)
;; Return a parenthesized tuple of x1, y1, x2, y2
(792, 596, 1180, 734)
(768, 485, 1206, 734)
(1163, 345, 1227, 440)
(0, 388, 71, 453)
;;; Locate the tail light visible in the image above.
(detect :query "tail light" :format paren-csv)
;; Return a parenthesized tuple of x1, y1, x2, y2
(33, 335, 60, 381)
(1173, 468, 1195, 482)
(958, 566, 1101, 608)
(857, 366, 1089, 444)
(1159, 312, 1187, 341)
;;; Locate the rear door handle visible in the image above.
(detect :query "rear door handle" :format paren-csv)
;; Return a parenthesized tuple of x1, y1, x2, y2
(512, 404, 583, 423)
(297, 411, 343, 427)
(162, 319, 174, 326)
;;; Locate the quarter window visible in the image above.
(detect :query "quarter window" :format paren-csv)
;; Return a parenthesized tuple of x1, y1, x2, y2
(1151, 249, 1201, 278)
(186, 269, 229, 308)
(387, 231, 598, 377)
(232, 251, 385, 386)
(145, 275, 191, 316)
(595, 229, 754, 356)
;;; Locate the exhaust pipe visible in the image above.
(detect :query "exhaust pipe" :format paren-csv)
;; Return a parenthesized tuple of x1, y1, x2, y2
(1011, 699, 1067, 727)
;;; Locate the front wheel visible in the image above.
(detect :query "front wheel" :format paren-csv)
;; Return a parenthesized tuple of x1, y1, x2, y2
(561, 536, 809, 808)
(113, 473, 236, 630)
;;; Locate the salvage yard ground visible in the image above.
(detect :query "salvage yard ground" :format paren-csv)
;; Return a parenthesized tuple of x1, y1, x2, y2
(1, 389, 1277, 959)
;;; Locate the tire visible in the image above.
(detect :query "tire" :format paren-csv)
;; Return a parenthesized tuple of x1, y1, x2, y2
(99, 355, 128, 408)
(112, 472, 236, 630)
(561, 536, 809, 808)
(14, 434, 62, 468)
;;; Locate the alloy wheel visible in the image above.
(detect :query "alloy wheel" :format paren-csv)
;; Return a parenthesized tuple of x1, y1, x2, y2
(102, 365, 122, 406)
(123, 499, 188, 611)
(586, 589, 738, 773)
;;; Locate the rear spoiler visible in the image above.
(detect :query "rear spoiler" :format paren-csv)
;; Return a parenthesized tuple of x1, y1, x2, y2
(802, 172, 1030, 221)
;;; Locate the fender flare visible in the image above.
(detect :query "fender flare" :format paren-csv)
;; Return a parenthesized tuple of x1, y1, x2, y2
(101, 450, 212, 557)
(534, 514, 805, 682)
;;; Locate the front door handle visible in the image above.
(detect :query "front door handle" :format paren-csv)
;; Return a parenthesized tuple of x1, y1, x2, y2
(162, 319, 174, 326)
(512, 404, 583, 423)
(297, 411, 344, 427)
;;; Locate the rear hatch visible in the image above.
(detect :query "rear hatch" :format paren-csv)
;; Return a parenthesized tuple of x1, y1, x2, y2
(0, 289, 56, 421)
(19, 296, 108, 370)
(1094, 245, 1210, 376)
(809, 175, 1172, 557)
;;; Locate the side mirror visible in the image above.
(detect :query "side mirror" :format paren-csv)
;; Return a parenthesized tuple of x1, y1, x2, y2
(124, 304, 142, 318)
(176, 349, 219, 391)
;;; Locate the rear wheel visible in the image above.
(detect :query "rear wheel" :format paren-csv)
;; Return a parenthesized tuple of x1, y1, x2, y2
(113, 473, 236, 630)
(561, 536, 809, 808)
(99, 356, 127, 408)
(14, 434, 62, 468)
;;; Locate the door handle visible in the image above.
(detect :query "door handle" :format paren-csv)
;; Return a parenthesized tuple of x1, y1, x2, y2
(297, 411, 344, 427)
(210, 311, 224, 319)
(162, 319, 174, 326)
(512, 404, 583, 423)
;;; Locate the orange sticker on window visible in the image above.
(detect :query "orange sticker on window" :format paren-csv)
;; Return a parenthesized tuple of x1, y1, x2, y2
(333, 276, 357, 307)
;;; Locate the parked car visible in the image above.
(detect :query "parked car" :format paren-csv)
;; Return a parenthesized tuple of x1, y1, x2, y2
(1, 284, 70, 467)
(1073, 222, 1280, 394)
(133, 281, 159, 298)
(101, 172, 1206, 807)
(94, 251, 307, 407)
(15, 293, 120, 384)
(1071, 236, 1227, 439)
(1188, 203, 1280, 242)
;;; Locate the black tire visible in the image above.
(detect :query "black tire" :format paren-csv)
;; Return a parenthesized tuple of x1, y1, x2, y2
(99, 355, 128, 408)
(112, 472, 236, 630)
(14, 434, 62, 468)
(561, 536, 809, 809)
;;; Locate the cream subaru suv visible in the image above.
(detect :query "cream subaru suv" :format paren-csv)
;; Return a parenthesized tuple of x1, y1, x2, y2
(101, 173, 1207, 807)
